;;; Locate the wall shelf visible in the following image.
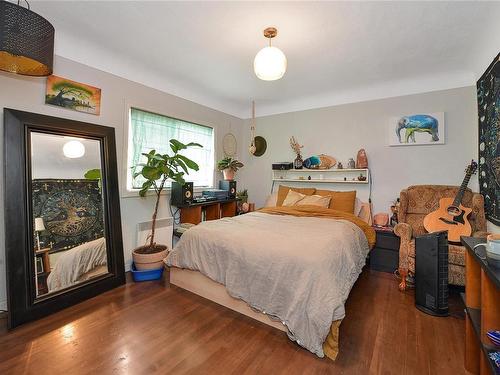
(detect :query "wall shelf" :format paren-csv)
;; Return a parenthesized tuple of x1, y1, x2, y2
(272, 168, 370, 185)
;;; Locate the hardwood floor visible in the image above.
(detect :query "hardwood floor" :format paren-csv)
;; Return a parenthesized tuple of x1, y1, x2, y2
(0, 269, 467, 375)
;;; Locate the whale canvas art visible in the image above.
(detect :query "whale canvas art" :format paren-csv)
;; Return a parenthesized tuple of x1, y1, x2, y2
(389, 112, 445, 146)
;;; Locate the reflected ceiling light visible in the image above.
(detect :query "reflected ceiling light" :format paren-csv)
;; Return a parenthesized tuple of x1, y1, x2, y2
(0, 0, 55, 76)
(63, 140, 85, 158)
(254, 27, 287, 81)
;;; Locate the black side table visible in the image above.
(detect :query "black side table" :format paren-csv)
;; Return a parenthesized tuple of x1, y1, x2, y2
(369, 227, 400, 273)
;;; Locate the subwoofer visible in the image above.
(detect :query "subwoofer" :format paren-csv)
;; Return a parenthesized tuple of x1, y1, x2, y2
(219, 180, 236, 199)
(415, 231, 449, 317)
(171, 181, 193, 207)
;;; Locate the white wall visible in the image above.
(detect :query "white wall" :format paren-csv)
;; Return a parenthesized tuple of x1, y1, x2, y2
(0, 56, 244, 310)
(239, 87, 498, 233)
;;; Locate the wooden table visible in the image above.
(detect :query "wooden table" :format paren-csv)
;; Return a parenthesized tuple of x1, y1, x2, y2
(462, 236, 500, 375)
(178, 198, 238, 225)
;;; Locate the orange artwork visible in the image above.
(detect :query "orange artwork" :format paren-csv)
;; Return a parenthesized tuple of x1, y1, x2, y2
(45, 75, 101, 115)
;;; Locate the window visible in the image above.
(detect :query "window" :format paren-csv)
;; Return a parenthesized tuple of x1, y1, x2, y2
(128, 108, 214, 190)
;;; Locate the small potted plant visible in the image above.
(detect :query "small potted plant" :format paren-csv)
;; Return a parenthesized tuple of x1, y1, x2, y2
(236, 189, 248, 203)
(132, 139, 201, 277)
(217, 157, 244, 180)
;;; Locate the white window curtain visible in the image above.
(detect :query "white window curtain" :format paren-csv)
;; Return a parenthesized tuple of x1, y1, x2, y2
(129, 108, 214, 189)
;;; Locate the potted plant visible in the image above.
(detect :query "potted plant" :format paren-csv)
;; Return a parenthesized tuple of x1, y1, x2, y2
(217, 157, 244, 180)
(132, 139, 201, 272)
(236, 189, 248, 203)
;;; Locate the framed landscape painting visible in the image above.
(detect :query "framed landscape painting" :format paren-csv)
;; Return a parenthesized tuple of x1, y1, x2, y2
(46, 75, 101, 115)
(389, 112, 445, 146)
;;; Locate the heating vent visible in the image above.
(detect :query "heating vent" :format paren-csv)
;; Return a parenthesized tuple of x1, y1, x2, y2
(137, 217, 174, 250)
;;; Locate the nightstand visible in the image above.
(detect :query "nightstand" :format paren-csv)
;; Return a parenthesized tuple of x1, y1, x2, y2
(369, 227, 400, 273)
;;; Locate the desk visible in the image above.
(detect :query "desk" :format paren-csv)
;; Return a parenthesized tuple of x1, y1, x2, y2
(177, 198, 238, 225)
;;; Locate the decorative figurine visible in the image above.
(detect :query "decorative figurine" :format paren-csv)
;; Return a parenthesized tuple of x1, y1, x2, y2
(337, 162, 343, 169)
(347, 158, 356, 169)
(356, 148, 368, 168)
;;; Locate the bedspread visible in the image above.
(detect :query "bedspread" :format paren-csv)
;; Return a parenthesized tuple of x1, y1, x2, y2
(47, 237, 107, 292)
(166, 207, 372, 357)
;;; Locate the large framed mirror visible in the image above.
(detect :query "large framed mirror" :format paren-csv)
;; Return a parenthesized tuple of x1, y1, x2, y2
(4, 109, 125, 328)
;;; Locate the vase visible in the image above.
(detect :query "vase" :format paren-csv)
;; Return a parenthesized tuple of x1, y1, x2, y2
(223, 168, 235, 180)
(294, 155, 303, 169)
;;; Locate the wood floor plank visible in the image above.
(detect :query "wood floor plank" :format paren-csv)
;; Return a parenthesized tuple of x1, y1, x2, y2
(0, 269, 468, 374)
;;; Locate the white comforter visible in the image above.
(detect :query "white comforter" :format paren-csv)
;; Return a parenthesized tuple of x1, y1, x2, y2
(47, 237, 107, 292)
(165, 212, 370, 357)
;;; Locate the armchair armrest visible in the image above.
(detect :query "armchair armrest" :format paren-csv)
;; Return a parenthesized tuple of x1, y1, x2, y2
(394, 222, 412, 241)
(394, 222, 413, 291)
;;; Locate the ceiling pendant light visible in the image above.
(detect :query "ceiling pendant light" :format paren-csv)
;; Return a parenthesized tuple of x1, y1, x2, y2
(0, 0, 55, 76)
(63, 140, 85, 159)
(254, 27, 287, 81)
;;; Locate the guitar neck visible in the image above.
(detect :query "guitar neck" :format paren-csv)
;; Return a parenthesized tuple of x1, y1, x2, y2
(452, 172, 472, 207)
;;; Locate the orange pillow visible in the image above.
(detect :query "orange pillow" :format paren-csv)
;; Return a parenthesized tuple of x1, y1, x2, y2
(276, 185, 316, 206)
(315, 190, 356, 213)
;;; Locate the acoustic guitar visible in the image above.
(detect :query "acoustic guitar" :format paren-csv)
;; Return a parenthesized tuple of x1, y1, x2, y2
(423, 160, 478, 243)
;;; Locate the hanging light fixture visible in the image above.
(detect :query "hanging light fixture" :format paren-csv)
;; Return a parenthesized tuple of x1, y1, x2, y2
(63, 140, 85, 159)
(0, 0, 55, 76)
(254, 27, 287, 81)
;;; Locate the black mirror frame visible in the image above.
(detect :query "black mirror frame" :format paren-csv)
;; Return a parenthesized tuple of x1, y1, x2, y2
(4, 109, 125, 328)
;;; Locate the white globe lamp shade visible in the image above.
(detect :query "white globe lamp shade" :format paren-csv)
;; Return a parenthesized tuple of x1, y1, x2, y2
(63, 140, 85, 158)
(254, 46, 287, 81)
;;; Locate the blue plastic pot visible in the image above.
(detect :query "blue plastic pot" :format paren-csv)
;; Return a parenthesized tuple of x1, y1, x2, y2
(131, 262, 164, 282)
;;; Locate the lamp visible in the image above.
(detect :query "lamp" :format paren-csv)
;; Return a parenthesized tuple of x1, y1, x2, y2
(254, 27, 287, 81)
(0, 0, 55, 76)
(63, 140, 85, 158)
(34, 217, 45, 251)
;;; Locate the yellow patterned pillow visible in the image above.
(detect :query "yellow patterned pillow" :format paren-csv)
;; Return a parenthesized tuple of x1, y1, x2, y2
(315, 190, 356, 213)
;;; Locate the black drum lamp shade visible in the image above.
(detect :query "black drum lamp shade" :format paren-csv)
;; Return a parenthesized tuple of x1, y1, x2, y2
(0, 0, 54, 76)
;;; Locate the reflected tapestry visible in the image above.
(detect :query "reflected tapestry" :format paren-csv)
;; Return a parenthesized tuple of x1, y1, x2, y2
(32, 179, 104, 251)
(477, 53, 500, 225)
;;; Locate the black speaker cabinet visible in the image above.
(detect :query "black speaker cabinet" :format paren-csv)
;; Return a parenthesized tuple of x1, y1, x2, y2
(219, 180, 236, 199)
(171, 181, 193, 207)
(415, 231, 449, 317)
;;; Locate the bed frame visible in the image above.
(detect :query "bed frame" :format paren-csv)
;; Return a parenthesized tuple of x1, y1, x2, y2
(170, 267, 287, 331)
(169, 201, 372, 332)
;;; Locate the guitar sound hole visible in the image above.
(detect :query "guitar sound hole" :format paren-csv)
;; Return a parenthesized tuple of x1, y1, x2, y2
(447, 206, 461, 217)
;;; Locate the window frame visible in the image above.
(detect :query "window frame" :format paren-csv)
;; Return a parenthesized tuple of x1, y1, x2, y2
(121, 104, 216, 198)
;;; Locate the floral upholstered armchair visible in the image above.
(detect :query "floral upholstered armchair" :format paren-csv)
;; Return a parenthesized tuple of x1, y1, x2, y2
(394, 185, 487, 291)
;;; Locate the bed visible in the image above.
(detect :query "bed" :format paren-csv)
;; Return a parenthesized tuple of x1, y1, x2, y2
(165, 191, 375, 360)
(47, 237, 108, 293)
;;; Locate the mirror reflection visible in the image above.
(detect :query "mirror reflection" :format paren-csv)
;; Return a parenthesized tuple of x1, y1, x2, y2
(30, 132, 109, 298)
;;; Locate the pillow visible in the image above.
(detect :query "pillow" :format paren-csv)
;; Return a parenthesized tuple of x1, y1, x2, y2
(276, 185, 316, 206)
(296, 194, 331, 208)
(282, 190, 306, 206)
(264, 192, 278, 207)
(315, 189, 356, 213)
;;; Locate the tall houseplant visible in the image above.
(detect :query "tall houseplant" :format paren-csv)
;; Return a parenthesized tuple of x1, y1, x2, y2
(217, 157, 244, 180)
(132, 139, 201, 270)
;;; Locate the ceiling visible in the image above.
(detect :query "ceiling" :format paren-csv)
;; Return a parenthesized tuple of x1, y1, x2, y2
(31, 1, 500, 118)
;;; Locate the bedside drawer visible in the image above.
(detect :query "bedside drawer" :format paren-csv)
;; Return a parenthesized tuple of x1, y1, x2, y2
(375, 234, 399, 250)
(370, 248, 399, 273)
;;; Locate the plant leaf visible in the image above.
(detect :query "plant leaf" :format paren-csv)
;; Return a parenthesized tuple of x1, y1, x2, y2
(141, 166, 162, 181)
(170, 139, 187, 153)
(177, 155, 199, 171)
